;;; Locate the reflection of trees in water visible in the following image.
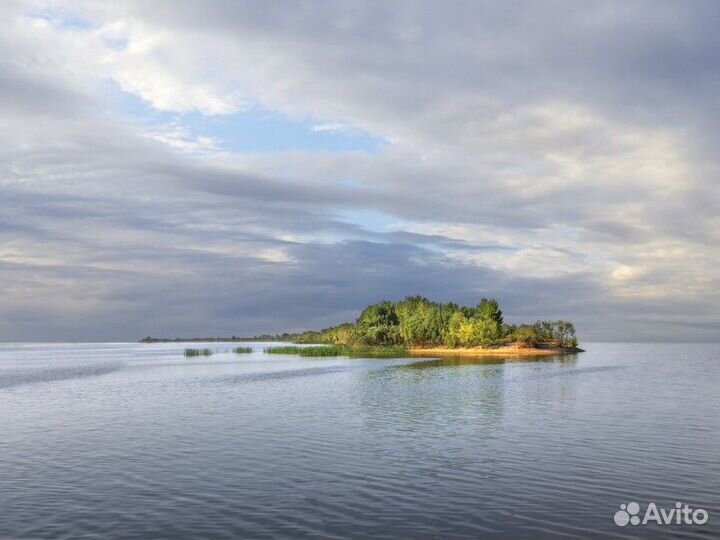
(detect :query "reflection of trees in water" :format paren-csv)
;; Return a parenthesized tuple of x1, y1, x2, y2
(502, 354, 608, 420)
(356, 357, 508, 432)
(402, 353, 578, 370)
(355, 354, 580, 434)
(352, 360, 503, 476)
(352, 354, 582, 478)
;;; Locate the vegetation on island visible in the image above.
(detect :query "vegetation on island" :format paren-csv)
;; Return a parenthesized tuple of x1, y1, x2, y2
(264, 345, 409, 358)
(184, 348, 214, 357)
(291, 296, 579, 350)
(147, 296, 580, 356)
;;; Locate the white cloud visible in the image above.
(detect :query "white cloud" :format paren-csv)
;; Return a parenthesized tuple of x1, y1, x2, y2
(612, 265, 645, 282)
(143, 124, 221, 153)
(312, 122, 349, 133)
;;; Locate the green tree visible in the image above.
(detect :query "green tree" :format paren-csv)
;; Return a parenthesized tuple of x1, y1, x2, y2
(477, 298, 503, 326)
(352, 301, 401, 345)
(471, 298, 503, 345)
(445, 311, 467, 346)
(397, 296, 432, 346)
(553, 320, 577, 347)
(531, 320, 577, 347)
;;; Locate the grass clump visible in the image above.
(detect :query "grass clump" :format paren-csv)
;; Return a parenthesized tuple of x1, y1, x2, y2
(344, 345, 408, 358)
(184, 348, 213, 357)
(264, 346, 303, 354)
(264, 345, 408, 358)
(298, 345, 345, 357)
(232, 347, 253, 354)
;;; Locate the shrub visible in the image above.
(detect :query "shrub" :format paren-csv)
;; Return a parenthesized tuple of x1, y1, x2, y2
(512, 325, 541, 347)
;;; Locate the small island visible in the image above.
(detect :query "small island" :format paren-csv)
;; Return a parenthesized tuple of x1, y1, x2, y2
(143, 296, 582, 357)
(290, 296, 582, 356)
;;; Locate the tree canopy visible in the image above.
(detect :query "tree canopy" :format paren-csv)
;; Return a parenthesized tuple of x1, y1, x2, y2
(294, 296, 578, 349)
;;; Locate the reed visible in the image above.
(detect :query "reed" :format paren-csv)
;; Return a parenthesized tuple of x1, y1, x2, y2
(264, 345, 408, 358)
(232, 347, 253, 354)
(344, 345, 408, 358)
(264, 346, 303, 354)
(184, 348, 213, 357)
(297, 345, 345, 357)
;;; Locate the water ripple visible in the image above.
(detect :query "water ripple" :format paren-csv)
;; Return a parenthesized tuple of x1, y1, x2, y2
(0, 342, 718, 539)
(219, 365, 352, 384)
(0, 362, 123, 389)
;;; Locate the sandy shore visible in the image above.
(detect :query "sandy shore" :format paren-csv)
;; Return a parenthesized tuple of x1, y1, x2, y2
(410, 345, 583, 357)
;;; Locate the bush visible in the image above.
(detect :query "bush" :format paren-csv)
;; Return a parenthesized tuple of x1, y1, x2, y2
(512, 325, 541, 347)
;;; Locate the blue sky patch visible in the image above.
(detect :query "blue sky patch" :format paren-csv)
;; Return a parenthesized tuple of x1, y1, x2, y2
(108, 85, 385, 154)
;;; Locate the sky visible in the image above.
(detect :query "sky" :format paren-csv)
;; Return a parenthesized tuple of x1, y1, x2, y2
(1, 1, 719, 342)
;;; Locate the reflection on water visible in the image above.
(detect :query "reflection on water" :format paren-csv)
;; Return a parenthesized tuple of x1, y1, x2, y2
(1, 342, 719, 539)
(401, 353, 579, 369)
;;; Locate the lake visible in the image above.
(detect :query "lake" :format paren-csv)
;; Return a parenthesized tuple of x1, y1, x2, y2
(1, 342, 718, 539)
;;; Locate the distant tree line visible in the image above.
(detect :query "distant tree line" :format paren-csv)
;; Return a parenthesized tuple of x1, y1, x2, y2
(292, 296, 578, 349)
(139, 333, 300, 343)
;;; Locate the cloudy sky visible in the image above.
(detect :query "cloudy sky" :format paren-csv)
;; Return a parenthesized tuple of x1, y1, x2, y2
(1, 1, 718, 342)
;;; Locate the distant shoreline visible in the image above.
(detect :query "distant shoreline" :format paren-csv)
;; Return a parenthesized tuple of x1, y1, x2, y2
(139, 337, 290, 343)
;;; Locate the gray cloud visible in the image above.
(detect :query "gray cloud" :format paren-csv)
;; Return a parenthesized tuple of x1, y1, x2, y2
(0, 1, 718, 341)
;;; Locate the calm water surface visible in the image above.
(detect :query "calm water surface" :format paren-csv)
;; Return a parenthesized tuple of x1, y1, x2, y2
(1, 342, 718, 539)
